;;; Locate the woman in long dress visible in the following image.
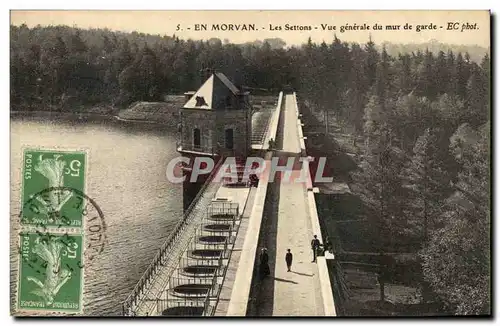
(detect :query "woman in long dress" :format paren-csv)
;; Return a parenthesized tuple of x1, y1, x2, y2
(259, 248, 270, 279)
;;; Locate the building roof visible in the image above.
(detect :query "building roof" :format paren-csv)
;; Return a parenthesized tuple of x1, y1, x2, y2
(183, 72, 240, 110)
(215, 72, 240, 95)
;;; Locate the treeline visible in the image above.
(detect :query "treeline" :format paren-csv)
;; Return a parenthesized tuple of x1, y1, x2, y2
(379, 40, 489, 64)
(10, 24, 296, 109)
(296, 37, 489, 314)
(10, 24, 488, 114)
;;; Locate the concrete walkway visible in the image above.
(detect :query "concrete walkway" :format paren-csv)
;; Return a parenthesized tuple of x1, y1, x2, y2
(256, 94, 324, 316)
(214, 187, 257, 316)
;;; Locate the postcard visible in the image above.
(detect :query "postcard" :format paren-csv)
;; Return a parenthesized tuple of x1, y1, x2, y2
(10, 10, 491, 317)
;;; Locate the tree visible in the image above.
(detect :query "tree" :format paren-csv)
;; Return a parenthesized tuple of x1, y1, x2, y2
(374, 46, 392, 105)
(68, 30, 87, 54)
(415, 49, 437, 99)
(134, 45, 162, 101)
(394, 53, 413, 96)
(39, 36, 69, 106)
(344, 43, 368, 131)
(401, 128, 452, 243)
(455, 53, 470, 99)
(117, 64, 138, 105)
(431, 93, 465, 130)
(352, 124, 406, 301)
(434, 50, 448, 96)
(364, 36, 378, 88)
(421, 123, 490, 315)
(391, 94, 425, 151)
(465, 62, 489, 127)
(446, 50, 458, 96)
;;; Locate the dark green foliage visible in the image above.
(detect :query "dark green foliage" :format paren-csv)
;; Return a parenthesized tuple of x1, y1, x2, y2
(420, 124, 490, 314)
(10, 25, 298, 109)
(400, 128, 453, 242)
(10, 24, 488, 115)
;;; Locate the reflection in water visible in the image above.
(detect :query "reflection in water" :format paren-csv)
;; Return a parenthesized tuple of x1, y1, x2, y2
(10, 117, 183, 315)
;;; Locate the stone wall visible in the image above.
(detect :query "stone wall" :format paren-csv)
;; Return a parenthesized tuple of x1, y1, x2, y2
(180, 109, 216, 151)
(181, 108, 251, 157)
(215, 110, 251, 157)
(117, 99, 183, 125)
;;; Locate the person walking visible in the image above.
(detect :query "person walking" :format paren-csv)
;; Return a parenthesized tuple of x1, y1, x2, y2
(285, 249, 293, 272)
(311, 235, 321, 263)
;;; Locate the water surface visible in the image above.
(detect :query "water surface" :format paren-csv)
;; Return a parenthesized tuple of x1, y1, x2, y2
(10, 117, 182, 315)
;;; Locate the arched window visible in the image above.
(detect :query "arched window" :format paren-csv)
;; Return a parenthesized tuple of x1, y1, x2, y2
(193, 128, 201, 148)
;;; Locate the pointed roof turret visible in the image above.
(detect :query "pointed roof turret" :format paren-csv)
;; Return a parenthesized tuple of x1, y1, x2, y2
(183, 72, 240, 110)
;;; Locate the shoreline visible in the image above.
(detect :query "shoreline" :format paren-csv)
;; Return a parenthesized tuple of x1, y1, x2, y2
(113, 115, 173, 126)
(10, 110, 174, 126)
(10, 110, 114, 119)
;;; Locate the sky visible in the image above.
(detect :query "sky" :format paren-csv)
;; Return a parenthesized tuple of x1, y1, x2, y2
(10, 10, 490, 47)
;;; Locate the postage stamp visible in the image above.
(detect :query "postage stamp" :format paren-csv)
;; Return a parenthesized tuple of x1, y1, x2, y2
(17, 231, 83, 313)
(19, 186, 107, 268)
(16, 148, 105, 314)
(21, 149, 86, 227)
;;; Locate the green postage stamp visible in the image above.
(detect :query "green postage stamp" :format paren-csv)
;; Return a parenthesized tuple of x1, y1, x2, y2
(21, 149, 86, 227)
(17, 232, 83, 312)
(18, 148, 87, 314)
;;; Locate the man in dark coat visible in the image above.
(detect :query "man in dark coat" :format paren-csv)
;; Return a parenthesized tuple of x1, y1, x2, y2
(259, 248, 270, 279)
(324, 236, 333, 253)
(311, 235, 321, 263)
(285, 249, 293, 272)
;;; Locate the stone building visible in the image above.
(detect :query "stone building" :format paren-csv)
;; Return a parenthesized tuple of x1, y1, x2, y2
(177, 72, 252, 209)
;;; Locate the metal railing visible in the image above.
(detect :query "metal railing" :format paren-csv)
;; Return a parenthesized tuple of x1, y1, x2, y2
(148, 197, 236, 315)
(122, 158, 224, 316)
(251, 108, 274, 145)
(208, 201, 239, 219)
(154, 237, 229, 316)
(156, 296, 208, 317)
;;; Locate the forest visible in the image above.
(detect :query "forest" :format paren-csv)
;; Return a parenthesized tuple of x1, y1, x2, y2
(10, 24, 490, 315)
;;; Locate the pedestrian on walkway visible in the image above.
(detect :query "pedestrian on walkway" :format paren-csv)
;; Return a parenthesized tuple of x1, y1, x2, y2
(324, 236, 333, 253)
(311, 235, 321, 263)
(259, 248, 270, 279)
(285, 249, 293, 272)
(268, 138, 275, 150)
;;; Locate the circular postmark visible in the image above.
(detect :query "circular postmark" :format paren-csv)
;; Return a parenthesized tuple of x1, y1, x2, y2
(17, 186, 106, 273)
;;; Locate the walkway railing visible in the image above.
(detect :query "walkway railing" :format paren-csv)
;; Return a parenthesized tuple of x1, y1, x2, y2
(226, 93, 283, 316)
(122, 158, 224, 316)
(294, 92, 336, 316)
(154, 236, 230, 316)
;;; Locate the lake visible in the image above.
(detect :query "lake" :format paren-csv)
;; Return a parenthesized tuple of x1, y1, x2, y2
(10, 116, 183, 315)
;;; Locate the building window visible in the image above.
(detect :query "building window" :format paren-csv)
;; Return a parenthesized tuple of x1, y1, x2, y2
(225, 95, 232, 108)
(193, 128, 201, 148)
(225, 128, 234, 150)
